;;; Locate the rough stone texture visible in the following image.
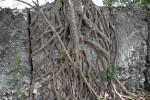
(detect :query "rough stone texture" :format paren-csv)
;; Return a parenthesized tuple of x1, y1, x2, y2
(110, 4, 148, 93)
(145, 5, 150, 91)
(30, 4, 149, 97)
(0, 8, 31, 99)
(0, 4, 150, 99)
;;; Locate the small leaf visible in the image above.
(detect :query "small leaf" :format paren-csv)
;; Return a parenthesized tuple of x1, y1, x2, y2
(21, 90, 24, 93)
(141, 0, 149, 5)
(91, 36, 94, 40)
(71, 51, 76, 55)
(58, 56, 62, 59)
(68, 61, 72, 66)
(63, 54, 66, 57)
(111, 74, 115, 79)
(88, 23, 91, 26)
(14, 78, 20, 84)
(107, 73, 111, 77)
(15, 67, 19, 72)
(16, 56, 21, 59)
(81, 32, 84, 35)
(8, 82, 11, 85)
(46, 2, 49, 4)
(21, 98, 24, 100)
(70, 66, 73, 70)
(13, 91, 18, 95)
(103, 72, 107, 78)
(102, 77, 107, 83)
(108, 2, 113, 7)
(20, 65, 24, 70)
(110, 73, 115, 79)
(97, 55, 100, 59)
(93, 6, 96, 10)
(20, 74, 24, 78)
(18, 59, 22, 63)
(21, 90, 24, 95)
(121, 2, 125, 6)
(14, 72, 18, 77)
(97, 97, 100, 100)
(102, 72, 107, 83)
(107, 73, 115, 79)
(110, 66, 118, 73)
(67, 35, 72, 39)
(19, 70, 23, 74)
(58, 0, 62, 5)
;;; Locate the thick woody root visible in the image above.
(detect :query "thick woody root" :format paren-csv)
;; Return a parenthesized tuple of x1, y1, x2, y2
(16, 0, 137, 99)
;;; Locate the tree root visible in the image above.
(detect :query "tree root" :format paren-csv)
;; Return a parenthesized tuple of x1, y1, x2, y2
(16, 0, 138, 99)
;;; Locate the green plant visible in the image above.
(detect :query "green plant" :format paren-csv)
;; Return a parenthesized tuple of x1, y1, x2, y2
(12, 88, 25, 99)
(16, 0, 138, 99)
(97, 97, 100, 100)
(13, 56, 24, 85)
(58, 0, 62, 5)
(58, 54, 66, 60)
(13, 89, 18, 96)
(21, 90, 25, 95)
(67, 35, 72, 39)
(46, 2, 50, 4)
(58, 56, 63, 59)
(9, 56, 25, 99)
(102, 66, 118, 83)
(68, 61, 73, 69)
(70, 66, 73, 69)
(68, 61, 72, 66)
(141, 0, 150, 5)
(90, 36, 94, 40)
(93, 6, 96, 10)
(110, 66, 118, 73)
(102, 0, 150, 6)
(87, 21, 95, 31)
(71, 51, 76, 55)
(21, 98, 24, 100)
(81, 32, 84, 35)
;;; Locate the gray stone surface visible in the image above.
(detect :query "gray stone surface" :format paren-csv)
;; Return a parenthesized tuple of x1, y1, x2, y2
(110, 4, 148, 93)
(0, 4, 150, 99)
(0, 8, 31, 99)
(145, 5, 150, 91)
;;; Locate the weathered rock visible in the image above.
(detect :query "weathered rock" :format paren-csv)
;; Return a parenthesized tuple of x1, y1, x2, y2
(144, 5, 150, 91)
(110, 4, 148, 93)
(0, 8, 31, 99)
(0, 3, 150, 99)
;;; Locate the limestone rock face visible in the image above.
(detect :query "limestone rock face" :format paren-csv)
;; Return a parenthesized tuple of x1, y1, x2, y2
(110, 4, 148, 93)
(0, 4, 149, 99)
(0, 8, 31, 99)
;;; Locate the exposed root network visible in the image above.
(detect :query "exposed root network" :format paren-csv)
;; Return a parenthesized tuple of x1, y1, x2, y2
(16, 0, 138, 99)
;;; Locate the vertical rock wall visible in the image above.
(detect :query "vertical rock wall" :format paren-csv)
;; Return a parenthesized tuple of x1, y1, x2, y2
(145, 5, 150, 91)
(0, 4, 150, 99)
(110, 4, 148, 93)
(0, 8, 31, 99)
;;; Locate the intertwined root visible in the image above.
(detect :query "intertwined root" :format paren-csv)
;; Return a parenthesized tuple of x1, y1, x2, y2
(17, 0, 137, 99)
